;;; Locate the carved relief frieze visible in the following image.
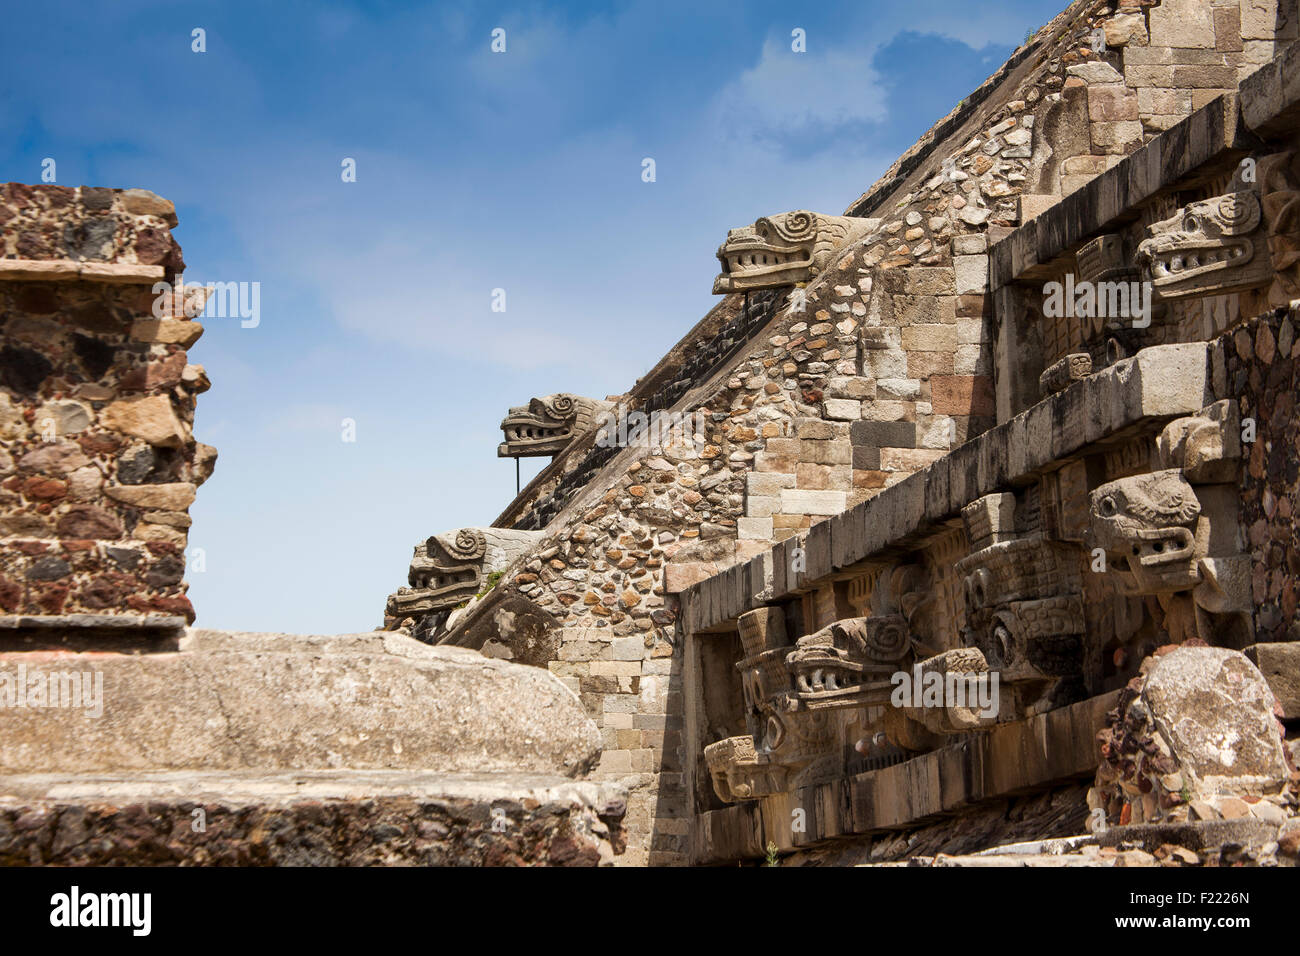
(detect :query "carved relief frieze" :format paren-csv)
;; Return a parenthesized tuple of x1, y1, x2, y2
(955, 493, 1086, 721)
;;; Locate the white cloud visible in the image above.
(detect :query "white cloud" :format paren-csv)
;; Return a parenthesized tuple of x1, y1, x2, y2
(712, 36, 889, 143)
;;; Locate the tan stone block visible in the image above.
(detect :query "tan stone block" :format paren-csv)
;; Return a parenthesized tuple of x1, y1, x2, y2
(795, 420, 834, 440)
(130, 318, 204, 347)
(754, 453, 798, 473)
(601, 711, 634, 730)
(598, 750, 632, 774)
(1148, 0, 1216, 48)
(1213, 4, 1243, 50)
(663, 561, 720, 593)
(1088, 84, 1139, 121)
(954, 344, 990, 375)
(907, 351, 954, 378)
(796, 462, 849, 490)
(957, 318, 984, 345)
(133, 522, 187, 548)
(823, 398, 861, 420)
(901, 324, 957, 352)
(1137, 87, 1192, 115)
(955, 294, 990, 318)
(930, 375, 995, 416)
(141, 510, 192, 528)
(780, 488, 846, 515)
(746, 472, 796, 496)
(105, 482, 197, 510)
(1091, 120, 1144, 151)
(879, 447, 945, 471)
(1061, 154, 1110, 175)
(1104, 12, 1148, 47)
(764, 438, 801, 457)
(1242, 0, 1298, 40)
(1170, 65, 1238, 87)
(861, 400, 910, 422)
(799, 440, 851, 465)
(101, 395, 189, 448)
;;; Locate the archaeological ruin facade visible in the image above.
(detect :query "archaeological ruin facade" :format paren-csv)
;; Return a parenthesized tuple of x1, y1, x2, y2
(2, 0, 1300, 867)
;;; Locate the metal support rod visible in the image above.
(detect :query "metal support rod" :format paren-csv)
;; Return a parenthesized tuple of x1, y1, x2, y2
(516, 457, 520, 495)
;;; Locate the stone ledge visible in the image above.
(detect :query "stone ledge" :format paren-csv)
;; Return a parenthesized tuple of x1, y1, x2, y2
(0, 258, 165, 284)
(0, 768, 625, 808)
(0, 634, 602, 778)
(682, 343, 1211, 633)
(0, 613, 186, 631)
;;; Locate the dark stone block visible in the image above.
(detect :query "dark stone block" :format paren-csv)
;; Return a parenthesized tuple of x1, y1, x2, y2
(26, 557, 72, 581)
(851, 420, 916, 449)
(853, 445, 881, 470)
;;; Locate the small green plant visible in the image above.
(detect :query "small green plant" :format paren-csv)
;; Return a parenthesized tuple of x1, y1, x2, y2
(764, 841, 780, 866)
(476, 569, 505, 599)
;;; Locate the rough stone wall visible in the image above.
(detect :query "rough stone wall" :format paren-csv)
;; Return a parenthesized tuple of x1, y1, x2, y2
(0, 786, 621, 867)
(0, 184, 213, 626)
(1216, 307, 1300, 642)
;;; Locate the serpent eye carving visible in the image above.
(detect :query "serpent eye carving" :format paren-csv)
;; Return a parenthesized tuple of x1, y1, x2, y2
(785, 211, 813, 235)
(1217, 193, 1260, 234)
(1100, 495, 1117, 517)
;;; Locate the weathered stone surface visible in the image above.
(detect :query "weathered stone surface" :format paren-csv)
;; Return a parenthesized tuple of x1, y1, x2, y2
(17, 442, 91, 478)
(0, 632, 602, 778)
(119, 188, 178, 224)
(1096, 647, 1291, 827)
(129, 318, 204, 347)
(104, 482, 197, 511)
(33, 400, 91, 437)
(1142, 648, 1288, 795)
(1244, 642, 1300, 719)
(100, 395, 188, 448)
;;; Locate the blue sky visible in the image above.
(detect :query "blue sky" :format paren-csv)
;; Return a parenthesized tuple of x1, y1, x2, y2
(1, 0, 1066, 634)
